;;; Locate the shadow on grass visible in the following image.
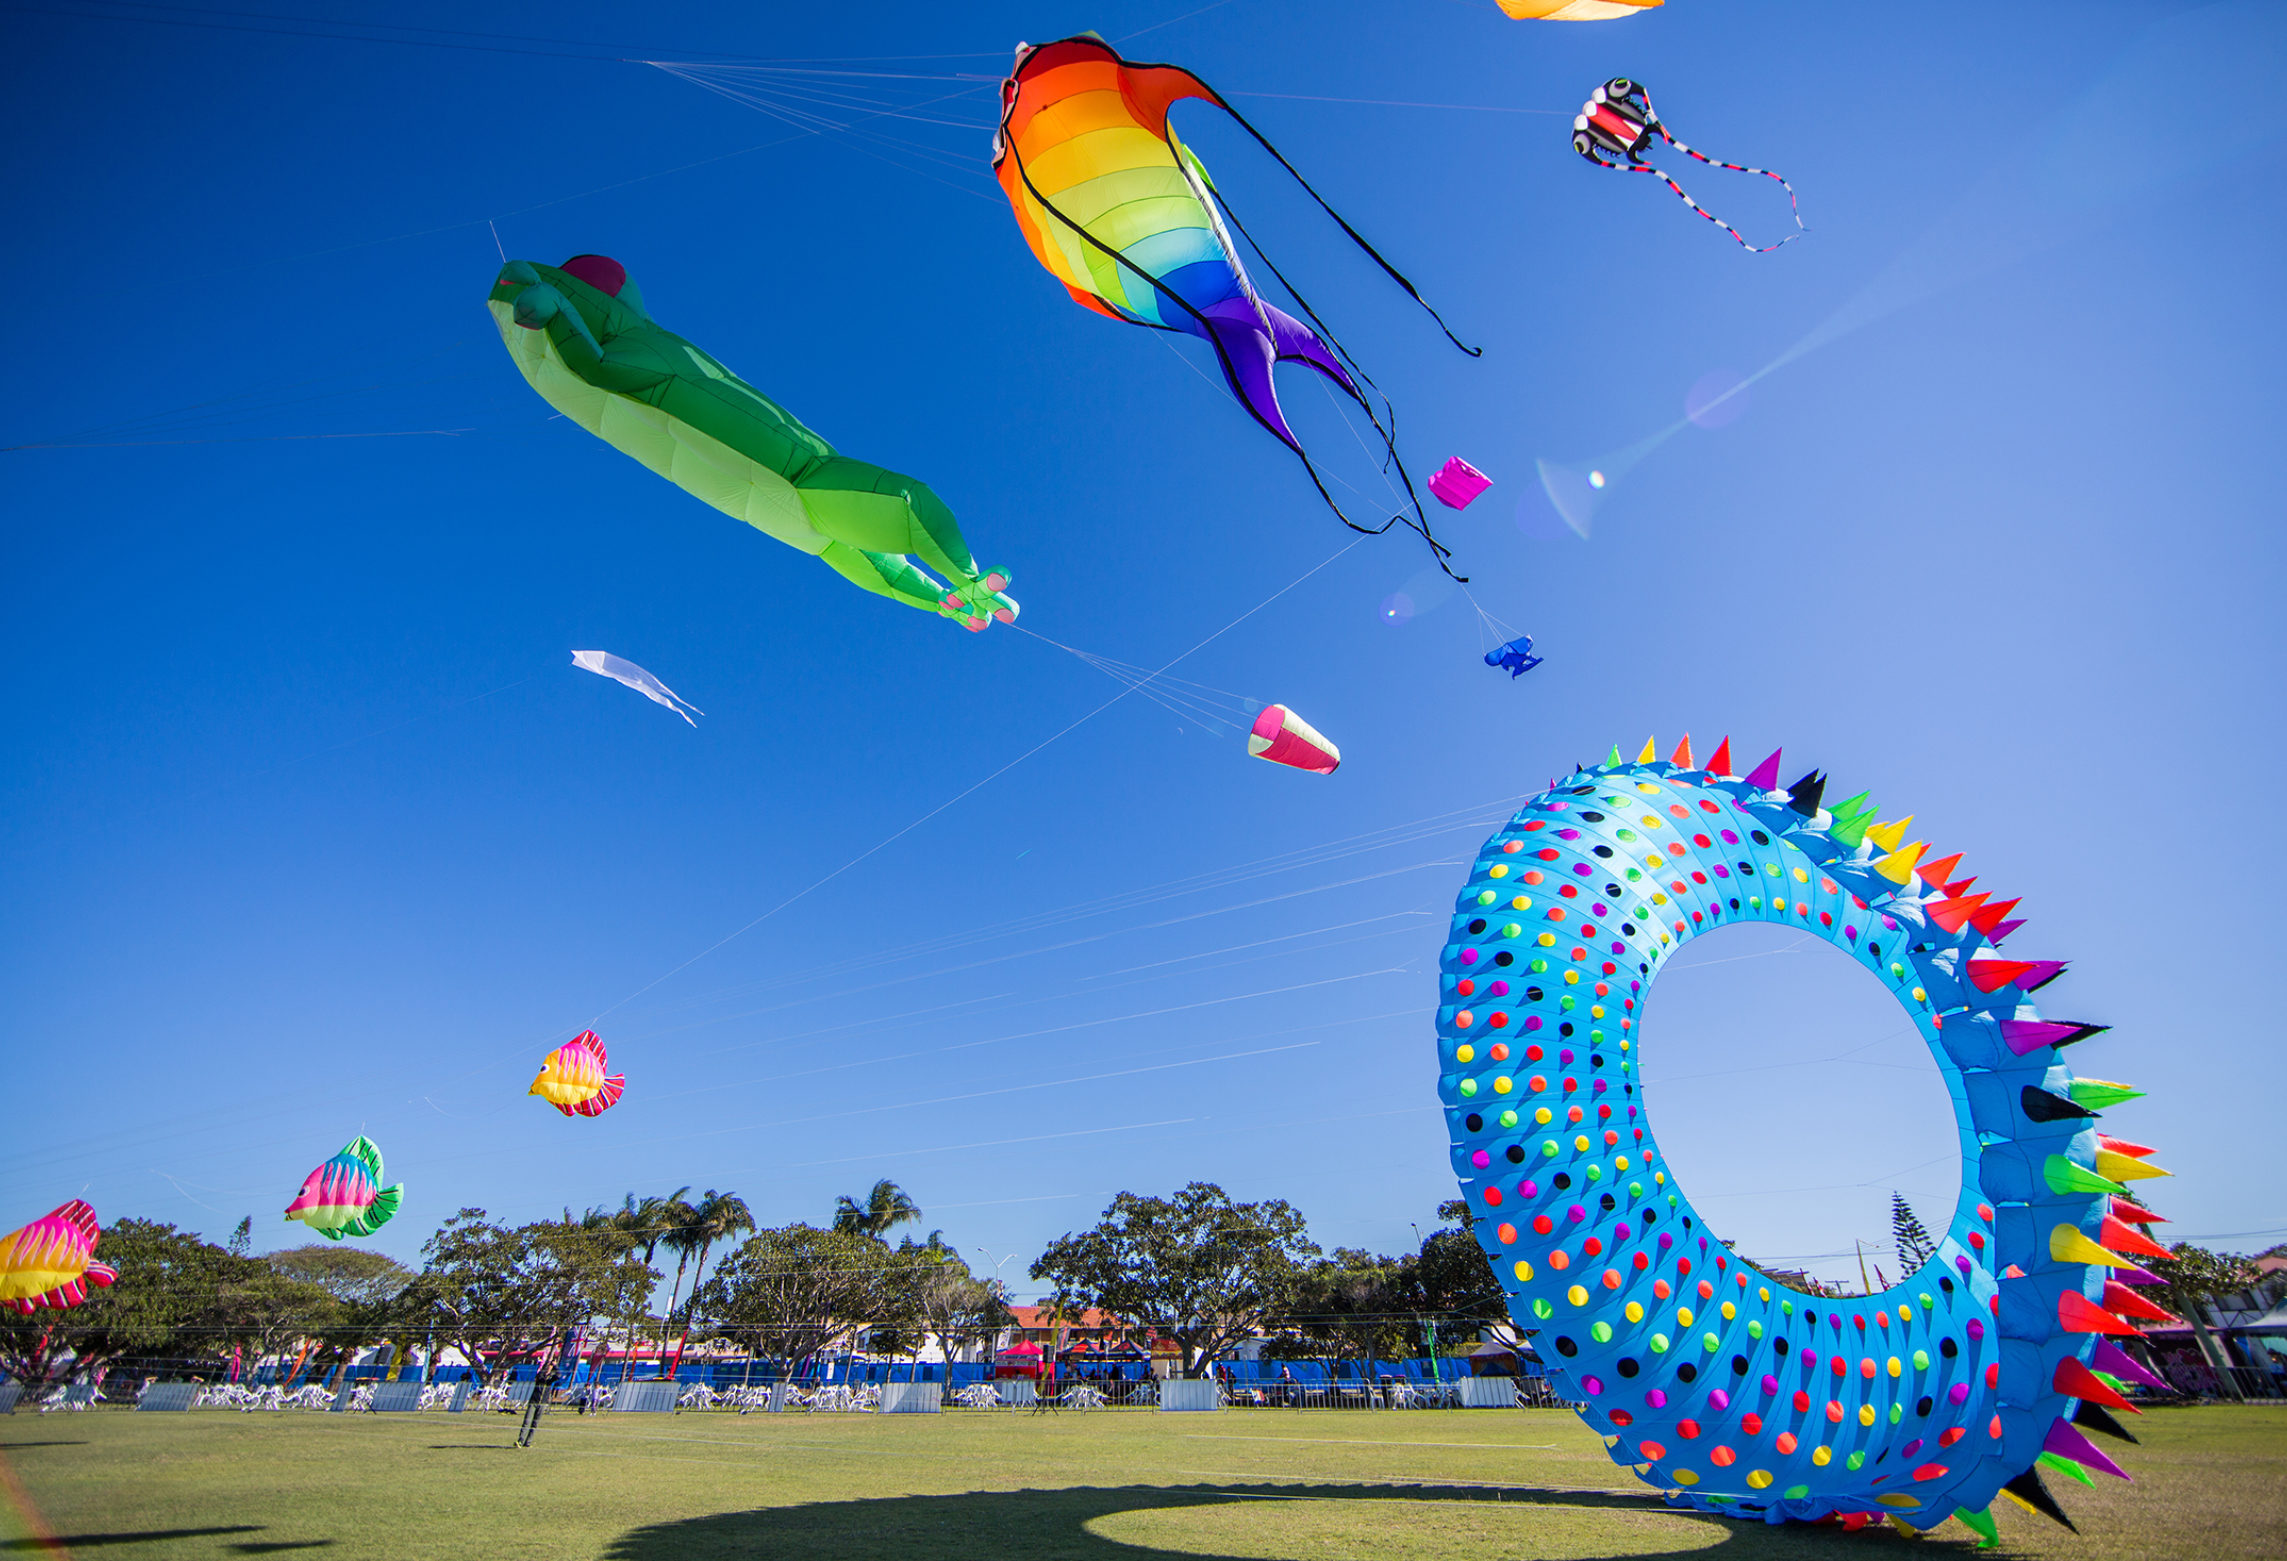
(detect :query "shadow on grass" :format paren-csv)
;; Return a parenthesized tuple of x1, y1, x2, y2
(2, 1527, 263, 1551)
(602, 1483, 1971, 1560)
(226, 1544, 335, 1554)
(0, 1443, 89, 1450)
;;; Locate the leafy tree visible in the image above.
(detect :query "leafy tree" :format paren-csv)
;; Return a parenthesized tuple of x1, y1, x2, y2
(0, 1219, 241, 1387)
(398, 1209, 655, 1385)
(1031, 1183, 1319, 1379)
(1890, 1194, 1937, 1274)
(264, 1245, 416, 1307)
(1285, 1248, 1410, 1370)
(833, 1179, 921, 1239)
(665, 1189, 757, 1372)
(1395, 1221, 1507, 1358)
(693, 1224, 893, 1375)
(2147, 1241, 2263, 1400)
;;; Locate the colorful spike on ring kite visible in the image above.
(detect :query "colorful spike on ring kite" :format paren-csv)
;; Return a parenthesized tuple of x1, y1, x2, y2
(1573, 79, 1806, 252)
(531, 1030, 626, 1117)
(993, 35, 1478, 575)
(0, 1200, 118, 1313)
(1247, 704, 1340, 774)
(283, 1136, 403, 1241)
(1435, 735, 2156, 1539)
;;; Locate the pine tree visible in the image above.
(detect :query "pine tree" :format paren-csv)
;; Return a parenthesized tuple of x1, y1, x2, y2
(1890, 1194, 1936, 1274)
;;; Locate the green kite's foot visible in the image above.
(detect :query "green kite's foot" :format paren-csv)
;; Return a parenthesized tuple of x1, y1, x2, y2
(938, 568, 1019, 631)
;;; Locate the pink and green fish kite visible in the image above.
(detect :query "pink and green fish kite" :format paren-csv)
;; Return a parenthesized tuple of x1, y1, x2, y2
(283, 1136, 402, 1241)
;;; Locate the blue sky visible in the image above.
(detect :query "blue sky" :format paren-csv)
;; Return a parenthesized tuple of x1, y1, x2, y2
(4, 0, 2282, 1298)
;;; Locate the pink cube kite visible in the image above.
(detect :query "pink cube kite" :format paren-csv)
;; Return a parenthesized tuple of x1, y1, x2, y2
(1427, 457, 1492, 510)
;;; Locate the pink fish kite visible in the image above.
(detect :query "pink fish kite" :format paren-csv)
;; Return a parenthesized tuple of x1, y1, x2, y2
(530, 1030, 625, 1118)
(0, 1200, 119, 1313)
(1248, 704, 1341, 775)
(283, 1136, 403, 1241)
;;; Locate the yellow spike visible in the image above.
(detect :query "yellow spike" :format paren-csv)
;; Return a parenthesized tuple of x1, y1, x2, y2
(1867, 816, 1915, 852)
(1998, 1488, 2040, 1517)
(1874, 842, 1928, 885)
(2050, 1224, 2140, 1269)
(1669, 734, 1695, 769)
(2095, 1151, 2170, 1184)
(1636, 736, 1659, 764)
(1888, 1516, 1917, 1537)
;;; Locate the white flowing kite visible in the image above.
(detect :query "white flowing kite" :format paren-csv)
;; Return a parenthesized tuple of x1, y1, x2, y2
(570, 650, 702, 726)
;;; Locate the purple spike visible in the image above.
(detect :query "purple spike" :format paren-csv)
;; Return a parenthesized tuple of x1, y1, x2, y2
(2092, 1340, 2166, 1392)
(2000, 1018, 2103, 1057)
(1744, 748, 1782, 791)
(2044, 1417, 2131, 1481)
(2112, 1264, 2163, 1286)
(1989, 918, 2026, 943)
(2016, 959, 2068, 991)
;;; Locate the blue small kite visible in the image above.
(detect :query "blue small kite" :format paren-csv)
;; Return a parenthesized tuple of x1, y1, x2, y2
(1485, 636, 1543, 677)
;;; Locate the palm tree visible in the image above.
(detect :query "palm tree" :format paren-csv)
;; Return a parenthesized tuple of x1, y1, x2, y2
(650, 1190, 704, 1378)
(665, 1190, 757, 1374)
(833, 1179, 921, 1238)
(600, 1189, 682, 1385)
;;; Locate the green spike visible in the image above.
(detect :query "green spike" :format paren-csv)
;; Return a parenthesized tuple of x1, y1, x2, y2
(1831, 812, 1874, 849)
(2069, 1079, 2145, 1109)
(1831, 790, 1874, 823)
(2091, 1370, 2131, 1395)
(2045, 1154, 2130, 1198)
(1953, 1507, 2000, 1550)
(2038, 1452, 2095, 1486)
(1606, 743, 1623, 768)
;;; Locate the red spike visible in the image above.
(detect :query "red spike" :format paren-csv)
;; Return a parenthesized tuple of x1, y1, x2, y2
(2101, 1282, 2177, 1325)
(1970, 897, 2021, 934)
(1706, 737, 1734, 777)
(1915, 852, 1964, 887)
(2058, 1291, 2140, 1335)
(2054, 1356, 2142, 1414)
(1669, 734, 1695, 770)
(1928, 893, 1992, 933)
(2110, 1197, 2165, 1225)
(1944, 877, 1978, 898)
(1969, 958, 2041, 993)
(2099, 1218, 2170, 1261)
(2098, 1135, 2155, 1159)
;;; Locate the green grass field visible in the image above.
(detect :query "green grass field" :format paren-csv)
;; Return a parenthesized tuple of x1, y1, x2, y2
(3, 1403, 2280, 1559)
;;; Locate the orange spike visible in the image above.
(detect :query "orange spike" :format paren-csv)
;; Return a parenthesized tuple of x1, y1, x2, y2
(1928, 893, 1992, 933)
(1916, 852, 1964, 887)
(2099, 1217, 2171, 1261)
(2102, 1282, 2177, 1325)
(2098, 1135, 2157, 1159)
(2058, 1291, 2139, 1335)
(1670, 734, 1695, 770)
(1970, 897, 2021, 934)
(1706, 737, 1734, 777)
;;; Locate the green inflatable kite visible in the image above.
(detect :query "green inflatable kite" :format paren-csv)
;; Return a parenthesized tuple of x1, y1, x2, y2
(489, 255, 1018, 629)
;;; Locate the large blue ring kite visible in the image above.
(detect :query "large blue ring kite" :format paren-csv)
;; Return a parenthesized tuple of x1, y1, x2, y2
(1437, 738, 2167, 1543)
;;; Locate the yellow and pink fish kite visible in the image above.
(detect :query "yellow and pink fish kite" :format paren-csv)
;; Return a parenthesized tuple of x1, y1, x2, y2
(283, 1136, 402, 1241)
(0, 1200, 118, 1314)
(531, 1030, 625, 1118)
